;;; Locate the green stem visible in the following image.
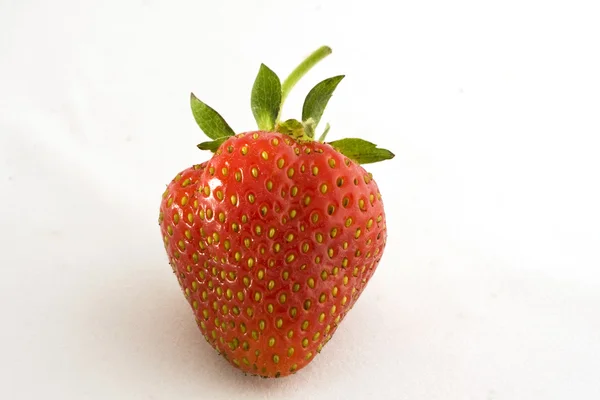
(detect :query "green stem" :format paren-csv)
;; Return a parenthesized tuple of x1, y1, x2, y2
(277, 45, 332, 122)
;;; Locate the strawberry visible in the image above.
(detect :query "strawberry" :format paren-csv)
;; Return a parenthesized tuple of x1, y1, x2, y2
(159, 46, 394, 378)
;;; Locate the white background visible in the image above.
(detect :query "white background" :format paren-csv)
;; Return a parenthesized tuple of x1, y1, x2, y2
(1, 0, 599, 399)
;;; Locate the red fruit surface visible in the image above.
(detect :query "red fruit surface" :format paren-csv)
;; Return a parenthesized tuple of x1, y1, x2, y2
(159, 131, 388, 377)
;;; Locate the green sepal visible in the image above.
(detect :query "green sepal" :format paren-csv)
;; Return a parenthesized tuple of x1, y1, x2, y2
(251, 64, 281, 131)
(276, 119, 305, 139)
(197, 137, 228, 152)
(317, 123, 331, 142)
(190, 93, 236, 140)
(302, 75, 344, 128)
(328, 138, 395, 164)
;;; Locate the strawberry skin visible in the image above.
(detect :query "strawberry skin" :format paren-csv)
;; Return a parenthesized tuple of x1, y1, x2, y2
(159, 131, 388, 377)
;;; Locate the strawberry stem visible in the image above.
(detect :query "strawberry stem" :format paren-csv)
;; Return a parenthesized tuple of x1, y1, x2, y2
(277, 46, 332, 122)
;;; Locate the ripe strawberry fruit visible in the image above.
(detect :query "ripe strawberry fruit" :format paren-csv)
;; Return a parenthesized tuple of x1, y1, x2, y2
(159, 46, 394, 378)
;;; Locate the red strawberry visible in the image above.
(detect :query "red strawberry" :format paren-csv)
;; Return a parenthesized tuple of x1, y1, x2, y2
(159, 46, 394, 378)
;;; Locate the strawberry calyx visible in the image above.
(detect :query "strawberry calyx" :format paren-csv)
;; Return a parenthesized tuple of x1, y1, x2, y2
(190, 46, 394, 165)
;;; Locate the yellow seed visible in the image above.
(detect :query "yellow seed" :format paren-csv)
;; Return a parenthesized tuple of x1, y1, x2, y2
(311, 213, 320, 224)
(332, 286, 339, 296)
(221, 167, 228, 176)
(180, 196, 188, 206)
(292, 283, 300, 292)
(320, 184, 328, 194)
(199, 210, 205, 220)
(319, 293, 326, 303)
(279, 293, 287, 304)
(290, 307, 297, 318)
(268, 337, 275, 347)
(251, 167, 259, 178)
(261, 151, 269, 160)
(272, 138, 279, 146)
(303, 299, 311, 310)
(241, 146, 248, 155)
(302, 338, 309, 348)
(251, 331, 258, 340)
(321, 270, 328, 281)
(277, 158, 285, 168)
(328, 248, 334, 258)
(235, 171, 242, 182)
(248, 193, 255, 204)
(355, 228, 362, 238)
(255, 225, 262, 235)
(313, 332, 320, 341)
(234, 251, 241, 261)
(182, 178, 191, 187)
(259, 320, 266, 330)
(328, 158, 336, 168)
(287, 168, 295, 178)
(273, 354, 280, 364)
(247, 307, 254, 317)
(276, 318, 283, 328)
(312, 166, 319, 175)
(216, 190, 223, 201)
(247, 257, 255, 268)
(177, 240, 185, 250)
(316, 233, 323, 243)
(192, 300, 198, 309)
(173, 213, 180, 224)
(257, 269, 265, 280)
(288, 330, 294, 339)
(341, 296, 348, 306)
(268, 227, 276, 238)
(331, 305, 337, 315)
(319, 312, 326, 322)
(304, 196, 311, 206)
(268, 280, 275, 290)
(266, 180, 273, 191)
(308, 278, 315, 288)
(345, 217, 353, 227)
(287, 347, 295, 357)
(359, 199, 365, 210)
(302, 243, 309, 253)
(282, 270, 289, 280)
(237, 291, 244, 301)
(267, 303, 274, 313)
(167, 225, 173, 236)
(244, 238, 251, 248)
(232, 306, 240, 315)
(289, 209, 297, 218)
(286, 253, 295, 263)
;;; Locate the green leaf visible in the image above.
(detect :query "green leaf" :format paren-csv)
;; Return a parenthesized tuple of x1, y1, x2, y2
(302, 75, 344, 128)
(197, 137, 228, 152)
(251, 64, 281, 131)
(317, 123, 331, 142)
(190, 93, 235, 140)
(328, 138, 395, 164)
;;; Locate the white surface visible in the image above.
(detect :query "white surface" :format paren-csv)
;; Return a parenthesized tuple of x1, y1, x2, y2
(1, 0, 599, 399)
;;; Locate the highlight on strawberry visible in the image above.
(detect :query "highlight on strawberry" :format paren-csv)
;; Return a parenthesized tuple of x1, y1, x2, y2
(159, 46, 394, 378)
